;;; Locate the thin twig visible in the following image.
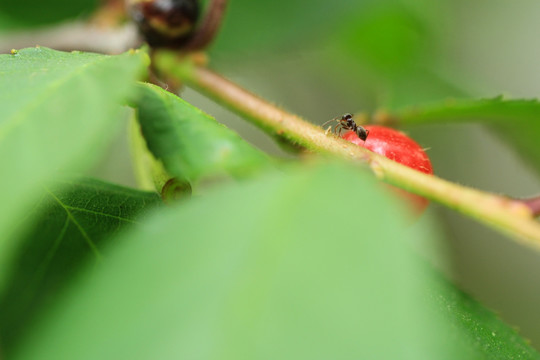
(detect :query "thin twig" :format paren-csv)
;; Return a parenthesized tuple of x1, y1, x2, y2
(0, 22, 139, 54)
(153, 51, 540, 250)
(184, 0, 229, 51)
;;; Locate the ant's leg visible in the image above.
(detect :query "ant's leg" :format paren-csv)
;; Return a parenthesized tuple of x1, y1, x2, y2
(335, 124, 342, 137)
(323, 118, 339, 135)
(324, 126, 332, 135)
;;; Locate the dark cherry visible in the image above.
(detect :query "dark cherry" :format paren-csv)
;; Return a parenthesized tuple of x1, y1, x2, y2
(129, 0, 200, 48)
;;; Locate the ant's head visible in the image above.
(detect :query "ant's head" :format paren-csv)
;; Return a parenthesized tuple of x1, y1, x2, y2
(341, 113, 354, 127)
(341, 113, 353, 121)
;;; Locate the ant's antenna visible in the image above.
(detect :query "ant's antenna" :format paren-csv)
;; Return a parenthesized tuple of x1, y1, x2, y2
(321, 113, 353, 128)
(321, 116, 339, 128)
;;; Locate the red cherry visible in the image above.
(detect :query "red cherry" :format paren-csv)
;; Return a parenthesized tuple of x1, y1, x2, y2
(342, 125, 433, 214)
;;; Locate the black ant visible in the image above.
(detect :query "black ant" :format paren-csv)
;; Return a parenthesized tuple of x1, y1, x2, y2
(323, 113, 369, 141)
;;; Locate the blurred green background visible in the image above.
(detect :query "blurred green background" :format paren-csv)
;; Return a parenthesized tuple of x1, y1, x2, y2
(1, 0, 540, 350)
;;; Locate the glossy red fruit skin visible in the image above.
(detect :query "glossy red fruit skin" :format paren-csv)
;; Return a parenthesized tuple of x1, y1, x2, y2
(342, 126, 433, 213)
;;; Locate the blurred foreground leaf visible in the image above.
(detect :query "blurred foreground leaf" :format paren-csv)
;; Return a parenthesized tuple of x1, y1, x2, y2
(394, 97, 540, 173)
(0, 177, 160, 355)
(0, 47, 147, 280)
(11, 163, 538, 359)
(133, 83, 271, 183)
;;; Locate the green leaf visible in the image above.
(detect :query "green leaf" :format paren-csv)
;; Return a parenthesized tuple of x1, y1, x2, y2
(0, 0, 98, 30)
(0, 47, 147, 278)
(132, 82, 272, 183)
(395, 97, 540, 124)
(11, 162, 538, 359)
(428, 270, 540, 359)
(0, 177, 161, 355)
(393, 97, 540, 172)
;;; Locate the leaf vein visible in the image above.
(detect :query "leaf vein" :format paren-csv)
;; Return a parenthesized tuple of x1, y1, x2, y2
(45, 188, 103, 260)
(63, 205, 140, 224)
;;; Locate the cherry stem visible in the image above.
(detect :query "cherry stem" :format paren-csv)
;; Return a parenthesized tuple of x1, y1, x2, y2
(154, 51, 540, 250)
(184, 0, 229, 51)
(521, 196, 540, 217)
